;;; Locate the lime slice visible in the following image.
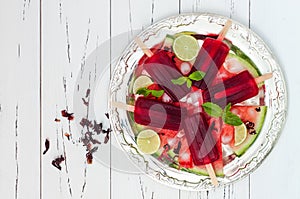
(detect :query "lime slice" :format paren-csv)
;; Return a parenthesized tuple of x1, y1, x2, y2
(137, 129, 161, 154)
(174, 31, 197, 38)
(173, 35, 199, 61)
(234, 123, 247, 146)
(133, 75, 153, 94)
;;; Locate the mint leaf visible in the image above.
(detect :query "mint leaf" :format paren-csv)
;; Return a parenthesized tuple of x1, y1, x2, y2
(136, 87, 164, 98)
(188, 71, 206, 81)
(171, 76, 187, 85)
(151, 90, 164, 98)
(136, 87, 151, 97)
(186, 79, 192, 88)
(224, 103, 232, 113)
(202, 102, 223, 118)
(223, 111, 243, 126)
(222, 103, 243, 126)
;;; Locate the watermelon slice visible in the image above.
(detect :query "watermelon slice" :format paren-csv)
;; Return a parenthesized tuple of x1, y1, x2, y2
(230, 105, 267, 156)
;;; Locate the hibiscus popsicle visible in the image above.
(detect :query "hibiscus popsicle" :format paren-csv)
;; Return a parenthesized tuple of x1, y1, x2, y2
(192, 21, 232, 89)
(182, 112, 220, 165)
(143, 50, 190, 101)
(203, 70, 259, 108)
(134, 97, 186, 131)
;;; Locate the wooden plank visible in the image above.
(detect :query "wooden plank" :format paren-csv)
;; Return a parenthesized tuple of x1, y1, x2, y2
(0, 0, 40, 199)
(249, 0, 300, 198)
(110, 0, 180, 198)
(41, 0, 110, 198)
(179, 0, 250, 198)
(180, 0, 230, 16)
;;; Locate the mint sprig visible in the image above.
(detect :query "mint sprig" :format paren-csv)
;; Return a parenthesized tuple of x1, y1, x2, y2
(171, 71, 205, 88)
(151, 90, 164, 98)
(222, 104, 243, 126)
(136, 87, 164, 98)
(202, 102, 223, 118)
(202, 102, 243, 126)
(171, 77, 187, 86)
(189, 71, 206, 81)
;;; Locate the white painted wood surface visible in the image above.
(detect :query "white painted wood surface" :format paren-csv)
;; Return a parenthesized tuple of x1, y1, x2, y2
(0, 0, 299, 198)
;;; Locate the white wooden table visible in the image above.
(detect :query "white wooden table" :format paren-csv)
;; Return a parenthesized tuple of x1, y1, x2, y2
(0, 0, 299, 198)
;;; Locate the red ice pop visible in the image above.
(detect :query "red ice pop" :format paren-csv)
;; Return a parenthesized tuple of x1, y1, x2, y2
(192, 21, 232, 89)
(203, 70, 259, 108)
(133, 97, 186, 131)
(182, 112, 220, 166)
(192, 38, 229, 89)
(143, 50, 190, 101)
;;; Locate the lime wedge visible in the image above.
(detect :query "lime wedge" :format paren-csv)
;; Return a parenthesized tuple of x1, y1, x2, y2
(173, 35, 199, 61)
(133, 75, 153, 94)
(234, 123, 247, 146)
(137, 129, 161, 154)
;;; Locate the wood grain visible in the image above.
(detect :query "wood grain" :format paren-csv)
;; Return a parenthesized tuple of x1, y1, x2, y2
(0, 1, 40, 198)
(41, 0, 110, 198)
(0, 0, 297, 198)
(249, 0, 300, 198)
(110, 0, 180, 199)
(179, 0, 251, 198)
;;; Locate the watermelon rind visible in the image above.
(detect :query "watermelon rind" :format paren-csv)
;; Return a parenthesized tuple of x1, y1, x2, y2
(167, 150, 224, 177)
(232, 106, 267, 156)
(230, 45, 262, 76)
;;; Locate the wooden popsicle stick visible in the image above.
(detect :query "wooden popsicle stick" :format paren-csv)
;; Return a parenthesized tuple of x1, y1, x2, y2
(206, 163, 219, 186)
(134, 37, 154, 58)
(255, 73, 273, 84)
(113, 100, 219, 186)
(111, 101, 135, 112)
(217, 20, 232, 41)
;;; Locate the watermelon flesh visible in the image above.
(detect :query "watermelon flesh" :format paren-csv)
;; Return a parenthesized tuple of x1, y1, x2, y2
(227, 105, 267, 156)
(155, 117, 225, 177)
(152, 105, 267, 176)
(130, 36, 268, 177)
